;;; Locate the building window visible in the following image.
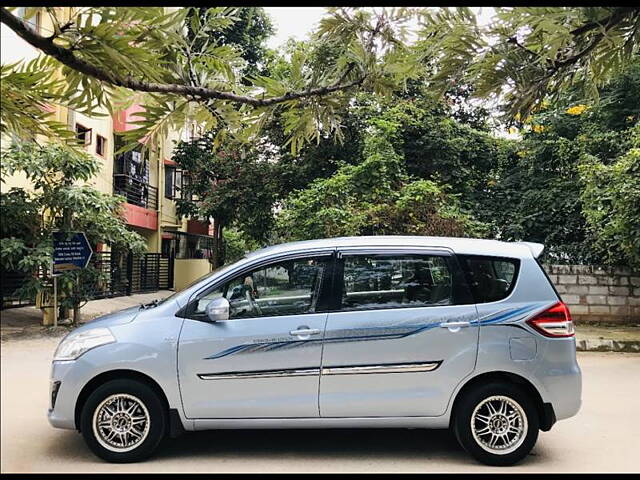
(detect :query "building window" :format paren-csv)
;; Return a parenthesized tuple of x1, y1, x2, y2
(173, 231, 214, 259)
(96, 135, 106, 157)
(164, 166, 182, 200)
(75, 123, 92, 146)
(165, 166, 174, 199)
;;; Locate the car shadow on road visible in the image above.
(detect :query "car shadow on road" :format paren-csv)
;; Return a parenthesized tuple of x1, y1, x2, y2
(159, 428, 467, 462)
(47, 428, 546, 467)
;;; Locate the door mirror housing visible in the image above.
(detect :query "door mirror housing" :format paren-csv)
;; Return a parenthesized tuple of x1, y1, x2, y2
(206, 297, 230, 322)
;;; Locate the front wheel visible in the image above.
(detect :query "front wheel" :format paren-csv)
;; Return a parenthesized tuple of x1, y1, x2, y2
(453, 382, 539, 466)
(80, 379, 167, 463)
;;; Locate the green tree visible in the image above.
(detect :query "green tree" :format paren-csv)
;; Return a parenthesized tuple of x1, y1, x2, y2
(0, 143, 145, 323)
(171, 132, 279, 267)
(418, 7, 640, 119)
(0, 7, 417, 152)
(276, 119, 487, 241)
(192, 7, 273, 80)
(2, 7, 639, 149)
(579, 126, 640, 268)
(479, 58, 640, 264)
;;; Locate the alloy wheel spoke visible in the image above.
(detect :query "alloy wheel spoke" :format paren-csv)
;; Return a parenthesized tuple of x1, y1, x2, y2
(471, 395, 528, 454)
(93, 394, 150, 452)
(475, 413, 491, 424)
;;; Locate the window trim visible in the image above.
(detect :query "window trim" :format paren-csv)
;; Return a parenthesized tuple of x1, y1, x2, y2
(177, 250, 336, 321)
(75, 123, 92, 147)
(96, 134, 107, 157)
(332, 248, 472, 313)
(457, 254, 521, 304)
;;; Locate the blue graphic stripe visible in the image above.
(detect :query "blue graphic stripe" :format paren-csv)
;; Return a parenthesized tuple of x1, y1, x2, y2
(476, 304, 538, 325)
(204, 303, 542, 360)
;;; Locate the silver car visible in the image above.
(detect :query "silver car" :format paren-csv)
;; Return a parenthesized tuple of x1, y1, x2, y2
(48, 236, 581, 466)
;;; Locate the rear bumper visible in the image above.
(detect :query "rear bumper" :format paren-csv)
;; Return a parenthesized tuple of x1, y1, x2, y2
(534, 339, 582, 422)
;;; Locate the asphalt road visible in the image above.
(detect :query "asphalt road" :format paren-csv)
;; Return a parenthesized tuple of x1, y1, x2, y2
(2, 336, 639, 473)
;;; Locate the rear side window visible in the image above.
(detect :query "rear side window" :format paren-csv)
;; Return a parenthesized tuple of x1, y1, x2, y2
(338, 254, 455, 311)
(458, 255, 519, 303)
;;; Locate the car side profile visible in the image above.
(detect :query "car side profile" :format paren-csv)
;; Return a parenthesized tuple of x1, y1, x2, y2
(48, 236, 581, 466)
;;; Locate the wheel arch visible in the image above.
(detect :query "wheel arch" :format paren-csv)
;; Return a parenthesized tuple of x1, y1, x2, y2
(449, 371, 556, 432)
(74, 369, 170, 432)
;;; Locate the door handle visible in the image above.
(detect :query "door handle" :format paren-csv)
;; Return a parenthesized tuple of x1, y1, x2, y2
(440, 321, 471, 329)
(289, 328, 321, 336)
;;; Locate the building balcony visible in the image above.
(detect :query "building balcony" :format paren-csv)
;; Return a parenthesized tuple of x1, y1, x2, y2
(114, 174, 159, 231)
(113, 174, 158, 210)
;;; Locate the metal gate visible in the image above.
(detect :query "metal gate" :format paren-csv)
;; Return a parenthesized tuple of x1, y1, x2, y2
(1, 252, 174, 308)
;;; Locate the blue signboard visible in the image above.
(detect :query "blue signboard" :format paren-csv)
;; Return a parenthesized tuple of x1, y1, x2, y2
(53, 232, 93, 275)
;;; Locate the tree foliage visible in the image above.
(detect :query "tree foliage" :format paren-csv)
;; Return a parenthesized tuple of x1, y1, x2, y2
(579, 126, 640, 268)
(417, 7, 640, 119)
(0, 143, 145, 319)
(276, 119, 487, 241)
(171, 132, 279, 266)
(0, 6, 417, 153)
(478, 58, 640, 264)
(193, 7, 274, 80)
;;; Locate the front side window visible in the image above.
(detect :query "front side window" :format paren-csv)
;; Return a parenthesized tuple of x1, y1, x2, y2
(339, 254, 454, 311)
(458, 255, 519, 303)
(192, 256, 329, 319)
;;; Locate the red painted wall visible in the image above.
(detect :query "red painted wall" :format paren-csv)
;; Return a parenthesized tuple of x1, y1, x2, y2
(122, 203, 158, 230)
(113, 104, 146, 132)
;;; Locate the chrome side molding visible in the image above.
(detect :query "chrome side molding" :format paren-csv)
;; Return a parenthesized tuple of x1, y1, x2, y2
(321, 361, 441, 376)
(198, 361, 441, 380)
(198, 368, 320, 380)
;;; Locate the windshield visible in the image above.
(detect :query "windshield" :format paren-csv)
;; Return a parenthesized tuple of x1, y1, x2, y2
(154, 259, 247, 306)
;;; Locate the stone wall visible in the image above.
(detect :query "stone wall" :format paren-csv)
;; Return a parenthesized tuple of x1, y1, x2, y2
(543, 264, 640, 324)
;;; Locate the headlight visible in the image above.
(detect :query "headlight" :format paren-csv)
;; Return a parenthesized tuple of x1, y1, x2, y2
(53, 328, 116, 361)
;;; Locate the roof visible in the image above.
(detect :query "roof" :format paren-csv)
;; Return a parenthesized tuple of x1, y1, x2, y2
(245, 236, 542, 261)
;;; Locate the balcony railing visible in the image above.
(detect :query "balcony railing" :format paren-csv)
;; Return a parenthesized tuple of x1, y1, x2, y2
(113, 174, 158, 210)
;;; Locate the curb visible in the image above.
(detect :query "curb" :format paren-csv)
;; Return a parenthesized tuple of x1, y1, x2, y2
(576, 338, 640, 353)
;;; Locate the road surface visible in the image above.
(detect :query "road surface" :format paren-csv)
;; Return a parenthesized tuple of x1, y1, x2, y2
(1, 336, 639, 473)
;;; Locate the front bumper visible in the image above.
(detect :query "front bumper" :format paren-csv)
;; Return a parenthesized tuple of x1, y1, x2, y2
(47, 360, 83, 430)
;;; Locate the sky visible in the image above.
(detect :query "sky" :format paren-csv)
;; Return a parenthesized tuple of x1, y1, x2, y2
(265, 7, 496, 49)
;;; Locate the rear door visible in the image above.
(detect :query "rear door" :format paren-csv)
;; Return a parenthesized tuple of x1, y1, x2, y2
(319, 247, 479, 417)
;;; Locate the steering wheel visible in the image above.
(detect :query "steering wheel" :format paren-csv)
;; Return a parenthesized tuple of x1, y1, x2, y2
(245, 289, 262, 316)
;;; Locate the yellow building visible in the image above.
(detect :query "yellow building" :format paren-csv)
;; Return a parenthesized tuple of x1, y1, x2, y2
(1, 7, 214, 305)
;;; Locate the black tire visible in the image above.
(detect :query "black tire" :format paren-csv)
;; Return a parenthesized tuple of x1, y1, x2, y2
(452, 382, 539, 466)
(80, 379, 167, 463)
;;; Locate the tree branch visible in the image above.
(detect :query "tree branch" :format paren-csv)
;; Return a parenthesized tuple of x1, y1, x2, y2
(569, 7, 638, 37)
(0, 7, 366, 108)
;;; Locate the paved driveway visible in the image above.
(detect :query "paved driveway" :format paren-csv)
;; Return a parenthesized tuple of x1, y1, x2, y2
(1, 337, 639, 473)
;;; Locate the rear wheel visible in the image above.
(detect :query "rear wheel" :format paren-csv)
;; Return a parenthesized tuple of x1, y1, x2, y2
(453, 382, 539, 466)
(80, 379, 167, 463)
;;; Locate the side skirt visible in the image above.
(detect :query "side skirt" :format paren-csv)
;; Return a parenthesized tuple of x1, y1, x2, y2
(191, 416, 450, 431)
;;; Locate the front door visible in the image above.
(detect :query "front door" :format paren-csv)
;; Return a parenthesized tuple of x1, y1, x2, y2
(178, 253, 332, 418)
(319, 248, 479, 417)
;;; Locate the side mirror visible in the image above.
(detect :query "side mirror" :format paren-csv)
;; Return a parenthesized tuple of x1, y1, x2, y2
(206, 297, 230, 322)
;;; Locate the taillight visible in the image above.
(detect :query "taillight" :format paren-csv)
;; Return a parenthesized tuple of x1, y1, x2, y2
(526, 302, 575, 337)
